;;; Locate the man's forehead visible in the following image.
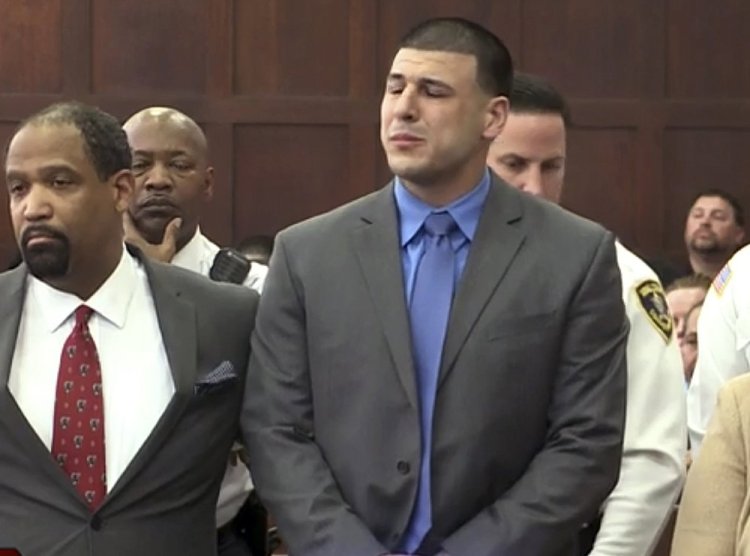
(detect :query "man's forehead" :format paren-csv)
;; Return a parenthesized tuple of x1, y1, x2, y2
(389, 48, 477, 77)
(693, 195, 729, 208)
(126, 118, 205, 156)
(492, 113, 566, 157)
(6, 123, 86, 166)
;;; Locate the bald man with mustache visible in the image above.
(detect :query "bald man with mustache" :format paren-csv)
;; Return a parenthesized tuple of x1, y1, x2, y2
(123, 107, 267, 556)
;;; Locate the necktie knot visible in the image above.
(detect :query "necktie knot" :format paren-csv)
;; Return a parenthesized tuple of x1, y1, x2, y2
(423, 212, 457, 238)
(74, 305, 94, 328)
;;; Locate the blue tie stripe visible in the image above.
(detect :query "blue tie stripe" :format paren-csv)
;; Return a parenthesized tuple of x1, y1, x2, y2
(401, 212, 458, 552)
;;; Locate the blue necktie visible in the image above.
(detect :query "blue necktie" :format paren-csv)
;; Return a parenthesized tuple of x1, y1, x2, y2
(402, 212, 458, 552)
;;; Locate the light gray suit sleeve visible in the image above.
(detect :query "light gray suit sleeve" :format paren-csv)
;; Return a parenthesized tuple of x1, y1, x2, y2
(442, 231, 629, 556)
(241, 234, 387, 556)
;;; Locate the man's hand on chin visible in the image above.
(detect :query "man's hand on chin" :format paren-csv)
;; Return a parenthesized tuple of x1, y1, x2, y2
(123, 212, 181, 263)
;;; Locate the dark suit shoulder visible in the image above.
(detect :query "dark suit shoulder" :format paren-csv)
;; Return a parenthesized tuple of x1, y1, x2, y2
(147, 260, 259, 326)
(486, 176, 612, 252)
(515, 186, 609, 239)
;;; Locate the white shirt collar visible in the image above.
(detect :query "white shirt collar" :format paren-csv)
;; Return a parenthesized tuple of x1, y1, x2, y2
(170, 227, 205, 274)
(29, 246, 139, 333)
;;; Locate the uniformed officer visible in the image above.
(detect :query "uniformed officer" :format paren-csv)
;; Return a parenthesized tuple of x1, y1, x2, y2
(487, 72, 686, 556)
(687, 244, 750, 454)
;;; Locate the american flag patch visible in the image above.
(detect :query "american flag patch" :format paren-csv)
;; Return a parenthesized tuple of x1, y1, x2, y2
(713, 264, 732, 296)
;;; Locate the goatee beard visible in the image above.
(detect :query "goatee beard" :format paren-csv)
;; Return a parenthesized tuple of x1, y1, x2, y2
(20, 226, 71, 279)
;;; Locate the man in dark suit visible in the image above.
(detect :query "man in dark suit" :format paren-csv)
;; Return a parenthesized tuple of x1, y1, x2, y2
(243, 17, 628, 556)
(0, 101, 257, 555)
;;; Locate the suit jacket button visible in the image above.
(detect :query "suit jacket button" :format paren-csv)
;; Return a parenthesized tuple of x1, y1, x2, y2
(396, 460, 411, 474)
(91, 515, 103, 531)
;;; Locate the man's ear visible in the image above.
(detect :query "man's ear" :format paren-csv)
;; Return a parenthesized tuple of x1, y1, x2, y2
(112, 169, 134, 213)
(204, 166, 215, 202)
(482, 96, 509, 141)
(735, 226, 746, 246)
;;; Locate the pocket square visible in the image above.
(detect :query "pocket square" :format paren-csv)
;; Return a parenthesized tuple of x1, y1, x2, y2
(193, 360, 237, 395)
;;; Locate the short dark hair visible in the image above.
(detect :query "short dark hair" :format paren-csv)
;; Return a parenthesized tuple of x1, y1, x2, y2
(398, 17, 513, 97)
(689, 188, 745, 228)
(18, 101, 131, 181)
(509, 72, 571, 126)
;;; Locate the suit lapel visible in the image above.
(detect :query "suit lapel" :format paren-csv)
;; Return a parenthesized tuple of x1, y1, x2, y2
(438, 179, 527, 387)
(0, 266, 25, 387)
(103, 254, 198, 504)
(350, 184, 419, 408)
(0, 266, 91, 508)
(0, 256, 199, 509)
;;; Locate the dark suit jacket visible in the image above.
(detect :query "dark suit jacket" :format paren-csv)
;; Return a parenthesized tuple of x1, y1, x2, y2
(0, 252, 258, 555)
(242, 176, 628, 556)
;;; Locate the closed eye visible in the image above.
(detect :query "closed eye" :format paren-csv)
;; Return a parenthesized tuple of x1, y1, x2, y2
(51, 176, 74, 188)
(499, 157, 527, 171)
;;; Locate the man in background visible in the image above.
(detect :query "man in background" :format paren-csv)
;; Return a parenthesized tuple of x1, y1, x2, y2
(683, 189, 745, 279)
(652, 189, 746, 286)
(487, 72, 686, 556)
(0, 101, 257, 555)
(122, 107, 267, 289)
(122, 107, 266, 556)
(244, 18, 627, 556)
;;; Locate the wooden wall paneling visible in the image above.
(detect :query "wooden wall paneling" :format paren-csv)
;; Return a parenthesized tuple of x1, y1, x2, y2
(521, 0, 664, 98)
(61, 0, 92, 97)
(0, 0, 63, 94)
(203, 123, 235, 247)
(0, 123, 17, 266)
(662, 128, 750, 260)
(234, 0, 350, 96)
(665, 99, 750, 128)
(564, 127, 638, 247)
(348, 0, 380, 195)
(631, 104, 667, 258)
(202, 0, 234, 246)
(207, 0, 234, 98)
(1, 0, 750, 261)
(233, 0, 280, 94)
(91, 0, 209, 94)
(233, 124, 350, 239)
(667, 0, 750, 98)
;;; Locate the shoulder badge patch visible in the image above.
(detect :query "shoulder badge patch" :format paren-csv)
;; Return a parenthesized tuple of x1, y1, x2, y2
(713, 264, 732, 296)
(635, 280, 673, 343)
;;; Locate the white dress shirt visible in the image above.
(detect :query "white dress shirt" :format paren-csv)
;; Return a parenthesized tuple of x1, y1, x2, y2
(172, 227, 268, 291)
(171, 228, 266, 527)
(589, 243, 686, 556)
(687, 244, 750, 455)
(9, 248, 174, 491)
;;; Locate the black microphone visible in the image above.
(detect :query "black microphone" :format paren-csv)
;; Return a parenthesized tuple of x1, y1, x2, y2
(209, 247, 251, 284)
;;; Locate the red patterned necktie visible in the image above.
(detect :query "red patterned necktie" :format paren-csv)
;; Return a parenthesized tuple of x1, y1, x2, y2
(51, 305, 106, 509)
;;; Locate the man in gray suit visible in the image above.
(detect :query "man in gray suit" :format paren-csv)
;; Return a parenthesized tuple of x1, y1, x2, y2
(0, 101, 257, 555)
(243, 17, 628, 556)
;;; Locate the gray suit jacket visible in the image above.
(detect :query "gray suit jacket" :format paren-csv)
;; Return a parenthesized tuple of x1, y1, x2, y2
(243, 176, 628, 556)
(0, 252, 258, 556)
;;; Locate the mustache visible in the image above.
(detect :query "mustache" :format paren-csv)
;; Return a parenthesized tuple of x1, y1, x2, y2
(693, 229, 716, 238)
(20, 225, 68, 248)
(137, 194, 179, 210)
